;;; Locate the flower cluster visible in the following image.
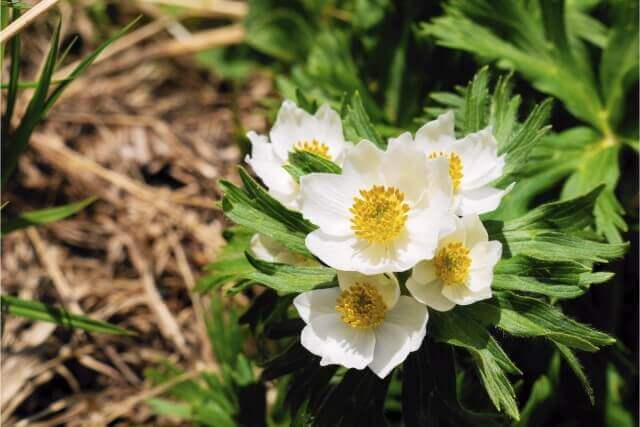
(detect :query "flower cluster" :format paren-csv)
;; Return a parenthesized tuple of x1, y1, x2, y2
(247, 101, 511, 378)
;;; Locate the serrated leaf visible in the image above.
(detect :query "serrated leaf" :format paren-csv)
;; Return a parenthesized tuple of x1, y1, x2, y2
(219, 169, 313, 256)
(244, 253, 336, 295)
(430, 310, 520, 420)
(465, 292, 615, 351)
(343, 92, 386, 148)
(285, 150, 342, 183)
(553, 341, 594, 404)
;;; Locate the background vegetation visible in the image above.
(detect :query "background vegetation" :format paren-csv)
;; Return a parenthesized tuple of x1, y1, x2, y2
(1, 0, 637, 425)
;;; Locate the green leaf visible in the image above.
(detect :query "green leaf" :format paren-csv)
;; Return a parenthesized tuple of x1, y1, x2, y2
(466, 292, 615, 352)
(285, 150, 342, 183)
(599, 1, 639, 129)
(343, 92, 386, 149)
(500, 185, 603, 232)
(244, 253, 336, 295)
(1, 295, 133, 335)
(220, 168, 313, 256)
(492, 255, 612, 299)
(1, 197, 96, 236)
(553, 341, 594, 404)
(430, 310, 520, 420)
(147, 398, 192, 419)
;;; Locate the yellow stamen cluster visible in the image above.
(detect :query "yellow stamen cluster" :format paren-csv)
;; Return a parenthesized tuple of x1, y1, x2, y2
(335, 282, 387, 329)
(434, 242, 471, 286)
(293, 139, 331, 160)
(428, 151, 463, 191)
(350, 185, 410, 244)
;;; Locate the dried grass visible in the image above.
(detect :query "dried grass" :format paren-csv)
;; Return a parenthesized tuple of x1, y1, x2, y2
(1, 1, 271, 424)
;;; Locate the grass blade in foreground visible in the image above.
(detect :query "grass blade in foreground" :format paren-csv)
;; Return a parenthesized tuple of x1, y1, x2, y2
(1, 196, 96, 236)
(1, 295, 133, 335)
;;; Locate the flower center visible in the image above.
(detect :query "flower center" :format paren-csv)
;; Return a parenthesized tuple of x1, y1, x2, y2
(434, 242, 471, 286)
(350, 185, 410, 244)
(335, 282, 387, 329)
(293, 139, 331, 160)
(428, 151, 463, 191)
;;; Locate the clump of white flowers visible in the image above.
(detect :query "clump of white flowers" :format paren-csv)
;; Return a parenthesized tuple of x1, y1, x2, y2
(247, 100, 511, 378)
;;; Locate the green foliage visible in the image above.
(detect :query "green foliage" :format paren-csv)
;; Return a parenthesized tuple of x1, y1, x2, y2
(146, 295, 271, 426)
(423, 0, 638, 242)
(0, 295, 133, 335)
(219, 168, 314, 256)
(1, 16, 140, 186)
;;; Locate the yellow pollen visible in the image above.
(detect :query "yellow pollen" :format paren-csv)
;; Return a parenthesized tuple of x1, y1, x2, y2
(434, 242, 471, 286)
(293, 139, 331, 160)
(350, 185, 410, 244)
(428, 151, 463, 191)
(335, 282, 387, 329)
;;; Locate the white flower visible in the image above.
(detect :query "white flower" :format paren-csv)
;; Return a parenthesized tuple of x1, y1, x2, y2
(249, 233, 314, 265)
(406, 215, 501, 311)
(245, 100, 350, 209)
(294, 271, 428, 378)
(395, 111, 514, 216)
(299, 138, 456, 275)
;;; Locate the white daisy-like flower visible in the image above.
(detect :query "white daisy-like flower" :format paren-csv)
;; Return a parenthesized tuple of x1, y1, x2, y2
(395, 111, 514, 216)
(249, 233, 314, 265)
(294, 271, 428, 378)
(245, 100, 350, 209)
(299, 138, 456, 275)
(406, 215, 501, 311)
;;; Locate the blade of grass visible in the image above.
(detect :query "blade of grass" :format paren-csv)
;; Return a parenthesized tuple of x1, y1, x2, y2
(1, 196, 96, 236)
(1, 6, 21, 137)
(1, 295, 134, 335)
(0, 78, 71, 89)
(1, 18, 61, 186)
(43, 16, 141, 113)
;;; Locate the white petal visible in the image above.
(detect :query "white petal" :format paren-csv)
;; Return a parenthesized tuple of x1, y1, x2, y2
(406, 274, 456, 312)
(313, 104, 348, 163)
(455, 127, 500, 186)
(299, 173, 360, 236)
(382, 137, 430, 203)
(269, 100, 315, 161)
(423, 156, 454, 210)
(456, 183, 515, 216)
(336, 271, 400, 309)
(387, 131, 415, 147)
(461, 155, 506, 191)
(294, 288, 341, 323)
(439, 216, 466, 247)
(414, 111, 456, 152)
(306, 231, 420, 275)
(383, 295, 428, 351)
(245, 131, 297, 200)
(411, 259, 437, 284)
(404, 208, 457, 261)
(301, 313, 375, 369)
(470, 240, 502, 271)
(369, 323, 412, 378)
(467, 268, 494, 292)
(341, 140, 384, 182)
(441, 281, 492, 306)
(460, 214, 488, 248)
